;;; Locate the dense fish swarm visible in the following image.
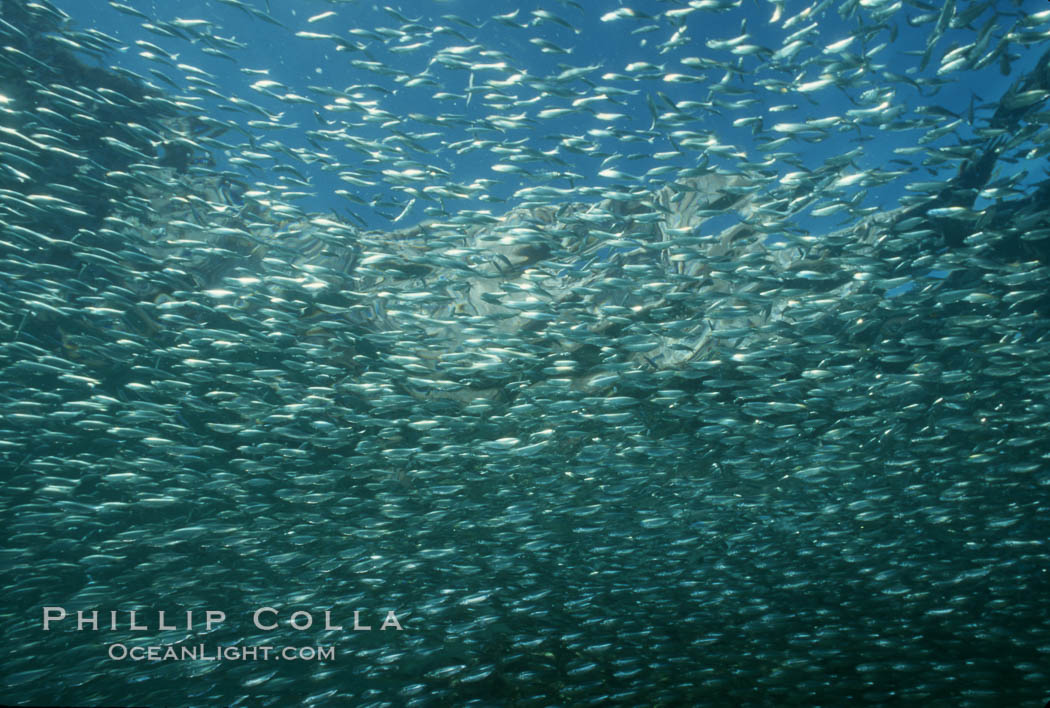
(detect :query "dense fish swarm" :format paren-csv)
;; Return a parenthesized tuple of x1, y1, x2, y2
(2, 0, 1050, 705)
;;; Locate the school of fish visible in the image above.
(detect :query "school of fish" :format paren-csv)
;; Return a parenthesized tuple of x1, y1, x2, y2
(1, 0, 1049, 704)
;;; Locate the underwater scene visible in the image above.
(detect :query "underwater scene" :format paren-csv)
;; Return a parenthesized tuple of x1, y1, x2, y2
(1, 0, 1049, 704)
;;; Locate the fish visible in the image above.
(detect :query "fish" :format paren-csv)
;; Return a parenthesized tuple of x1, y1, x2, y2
(1, 0, 1050, 705)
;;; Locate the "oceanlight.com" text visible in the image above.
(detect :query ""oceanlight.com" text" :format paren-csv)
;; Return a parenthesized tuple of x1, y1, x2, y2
(108, 643, 336, 661)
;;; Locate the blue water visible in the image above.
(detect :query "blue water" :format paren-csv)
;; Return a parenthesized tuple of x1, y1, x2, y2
(49, 0, 1048, 232)
(7, 1, 1050, 705)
